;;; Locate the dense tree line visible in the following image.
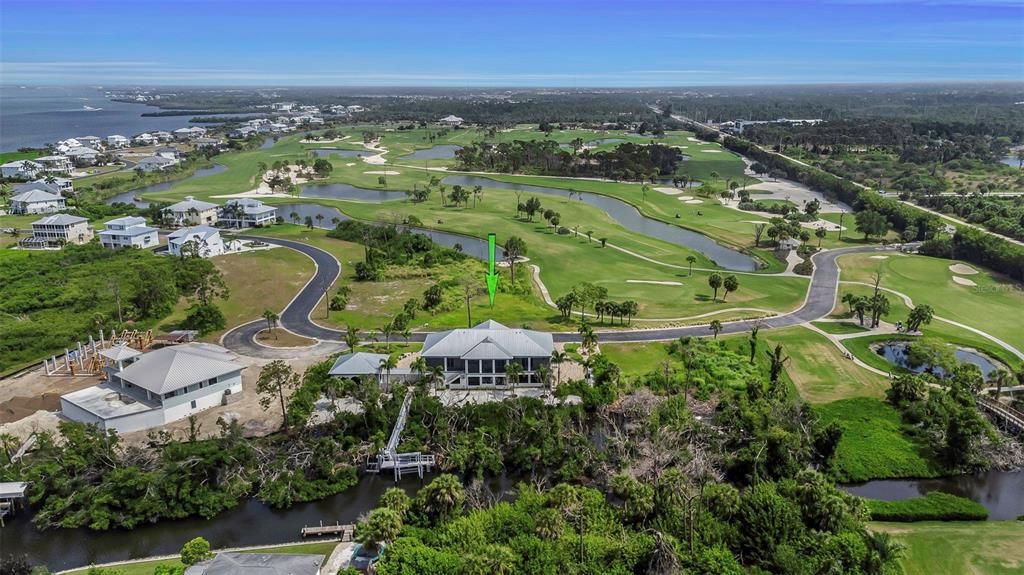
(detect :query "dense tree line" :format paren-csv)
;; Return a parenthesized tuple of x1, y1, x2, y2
(920, 227, 1024, 281)
(916, 194, 1024, 242)
(0, 244, 224, 372)
(455, 140, 683, 181)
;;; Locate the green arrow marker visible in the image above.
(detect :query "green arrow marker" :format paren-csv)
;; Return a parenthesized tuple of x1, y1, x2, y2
(485, 233, 498, 306)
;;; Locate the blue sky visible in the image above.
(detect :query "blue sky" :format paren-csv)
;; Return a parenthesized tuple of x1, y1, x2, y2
(1, 0, 1021, 86)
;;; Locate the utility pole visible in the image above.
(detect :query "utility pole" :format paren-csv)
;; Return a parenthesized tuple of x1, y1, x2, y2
(110, 280, 123, 324)
(838, 209, 846, 241)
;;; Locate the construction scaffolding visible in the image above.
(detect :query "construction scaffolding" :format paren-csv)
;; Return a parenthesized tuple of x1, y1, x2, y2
(41, 328, 154, 376)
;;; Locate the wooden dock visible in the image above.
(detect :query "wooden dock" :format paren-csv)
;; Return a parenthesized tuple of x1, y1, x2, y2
(300, 521, 355, 540)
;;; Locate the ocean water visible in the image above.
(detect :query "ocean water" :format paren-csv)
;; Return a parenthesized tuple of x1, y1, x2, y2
(0, 85, 194, 151)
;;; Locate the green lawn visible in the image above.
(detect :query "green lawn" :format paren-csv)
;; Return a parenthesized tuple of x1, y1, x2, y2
(871, 521, 1024, 575)
(816, 397, 941, 483)
(0, 150, 43, 163)
(837, 252, 1024, 352)
(761, 326, 890, 403)
(811, 321, 870, 335)
(62, 541, 340, 575)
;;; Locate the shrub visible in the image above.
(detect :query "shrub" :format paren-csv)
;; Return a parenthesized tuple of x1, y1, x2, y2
(793, 259, 814, 276)
(180, 536, 213, 565)
(866, 492, 987, 522)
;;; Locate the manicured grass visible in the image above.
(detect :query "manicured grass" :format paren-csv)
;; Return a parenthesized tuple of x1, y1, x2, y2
(255, 328, 317, 348)
(0, 150, 42, 163)
(600, 341, 677, 376)
(871, 521, 1024, 575)
(838, 252, 1024, 351)
(810, 321, 870, 335)
(815, 397, 941, 482)
(61, 541, 340, 575)
(164, 241, 316, 342)
(761, 326, 889, 403)
(866, 492, 988, 522)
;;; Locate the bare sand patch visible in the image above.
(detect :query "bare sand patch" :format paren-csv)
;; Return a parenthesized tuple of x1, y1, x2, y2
(364, 170, 401, 175)
(626, 280, 683, 286)
(655, 187, 682, 195)
(684, 199, 703, 204)
(744, 220, 770, 225)
(687, 137, 702, 142)
(701, 149, 723, 153)
(345, 162, 356, 166)
(949, 263, 979, 275)
(869, 255, 889, 259)
(952, 276, 978, 287)
(362, 153, 387, 165)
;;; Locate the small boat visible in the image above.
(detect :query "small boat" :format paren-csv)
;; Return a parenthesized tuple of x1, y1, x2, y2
(82, 105, 102, 111)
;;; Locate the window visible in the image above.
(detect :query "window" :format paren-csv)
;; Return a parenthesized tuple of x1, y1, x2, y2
(208, 377, 218, 385)
(190, 400, 197, 409)
(481, 376, 493, 386)
(482, 360, 493, 374)
(469, 377, 480, 386)
(468, 359, 480, 373)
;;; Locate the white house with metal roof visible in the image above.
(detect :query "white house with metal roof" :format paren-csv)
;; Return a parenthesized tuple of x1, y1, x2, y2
(218, 198, 278, 228)
(167, 225, 225, 257)
(1, 159, 43, 179)
(99, 216, 159, 249)
(60, 342, 245, 433)
(23, 213, 93, 248)
(106, 134, 130, 148)
(163, 195, 219, 226)
(136, 155, 179, 172)
(8, 188, 65, 215)
(65, 146, 101, 166)
(34, 155, 73, 175)
(439, 115, 465, 126)
(33, 176, 73, 195)
(328, 352, 412, 384)
(420, 320, 553, 388)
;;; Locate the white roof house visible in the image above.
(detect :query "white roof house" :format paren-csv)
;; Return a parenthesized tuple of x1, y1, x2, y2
(163, 196, 219, 226)
(65, 146, 101, 165)
(420, 320, 554, 388)
(193, 137, 223, 148)
(155, 146, 182, 159)
(25, 213, 93, 248)
(329, 352, 412, 384)
(153, 131, 174, 142)
(218, 198, 278, 228)
(439, 115, 464, 126)
(77, 136, 103, 147)
(35, 155, 73, 174)
(9, 188, 65, 215)
(106, 135, 130, 148)
(1, 159, 43, 179)
(133, 133, 157, 145)
(33, 176, 73, 194)
(99, 216, 159, 249)
(136, 155, 178, 172)
(60, 343, 245, 433)
(167, 225, 224, 257)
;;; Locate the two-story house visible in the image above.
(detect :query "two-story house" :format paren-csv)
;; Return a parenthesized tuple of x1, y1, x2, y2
(420, 320, 553, 388)
(99, 216, 159, 249)
(162, 196, 219, 226)
(26, 213, 93, 247)
(218, 198, 278, 228)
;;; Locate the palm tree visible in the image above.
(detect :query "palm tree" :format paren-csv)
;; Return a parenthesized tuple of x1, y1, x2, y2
(722, 275, 739, 301)
(991, 369, 1011, 399)
(262, 309, 279, 339)
(708, 273, 723, 302)
(766, 343, 790, 387)
(864, 531, 905, 575)
(379, 321, 395, 351)
(579, 323, 598, 353)
(426, 365, 445, 391)
(537, 364, 552, 396)
(709, 319, 722, 339)
(344, 325, 360, 351)
(378, 355, 398, 387)
(504, 361, 523, 397)
(550, 350, 568, 385)
(709, 170, 720, 187)
(640, 184, 650, 203)
(411, 356, 428, 381)
(289, 211, 299, 225)
(315, 213, 324, 228)
(686, 255, 697, 276)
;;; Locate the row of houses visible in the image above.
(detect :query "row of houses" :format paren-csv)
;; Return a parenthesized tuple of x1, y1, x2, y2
(1, 154, 73, 177)
(55, 127, 210, 152)
(161, 196, 278, 228)
(59, 320, 554, 435)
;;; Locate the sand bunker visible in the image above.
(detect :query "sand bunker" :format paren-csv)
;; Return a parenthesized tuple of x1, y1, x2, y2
(626, 280, 683, 286)
(949, 263, 978, 275)
(346, 162, 356, 166)
(683, 199, 703, 204)
(870, 256, 889, 260)
(364, 170, 401, 175)
(677, 195, 694, 200)
(952, 276, 977, 287)
(687, 137, 702, 142)
(702, 149, 722, 153)
(655, 187, 682, 195)
(744, 220, 770, 225)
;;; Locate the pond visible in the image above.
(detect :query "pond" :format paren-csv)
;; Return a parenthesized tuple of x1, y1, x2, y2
(1, 473, 519, 570)
(260, 137, 277, 149)
(1001, 155, 1019, 168)
(312, 148, 372, 158)
(299, 182, 405, 203)
(399, 144, 462, 161)
(104, 164, 228, 207)
(844, 469, 1024, 520)
(272, 203, 499, 261)
(875, 341, 999, 379)
(441, 175, 759, 271)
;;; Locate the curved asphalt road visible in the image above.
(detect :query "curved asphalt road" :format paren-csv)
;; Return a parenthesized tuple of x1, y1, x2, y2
(222, 234, 901, 355)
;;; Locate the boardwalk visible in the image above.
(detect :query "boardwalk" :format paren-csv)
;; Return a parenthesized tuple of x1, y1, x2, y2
(977, 397, 1024, 435)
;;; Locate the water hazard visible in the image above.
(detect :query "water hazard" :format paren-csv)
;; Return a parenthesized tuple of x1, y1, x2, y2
(104, 164, 228, 207)
(844, 470, 1024, 520)
(875, 341, 1000, 379)
(441, 175, 759, 271)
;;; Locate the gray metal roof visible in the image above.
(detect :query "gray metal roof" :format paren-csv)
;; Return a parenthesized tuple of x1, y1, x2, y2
(329, 352, 411, 376)
(185, 552, 324, 575)
(15, 181, 64, 196)
(421, 320, 553, 359)
(138, 155, 176, 166)
(168, 225, 220, 242)
(11, 189, 63, 203)
(99, 344, 141, 362)
(167, 196, 218, 213)
(115, 343, 242, 395)
(32, 213, 87, 226)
